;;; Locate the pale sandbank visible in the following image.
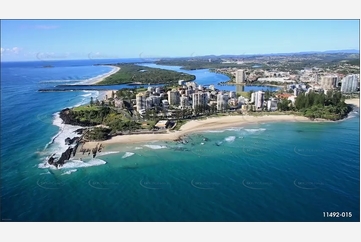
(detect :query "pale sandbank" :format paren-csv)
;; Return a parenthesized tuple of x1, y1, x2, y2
(82, 65, 120, 85)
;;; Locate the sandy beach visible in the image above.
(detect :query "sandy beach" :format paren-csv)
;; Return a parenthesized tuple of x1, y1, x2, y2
(82, 65, 120, 85)
(81, 114, 315, 150)
(345, 98, 360, 107)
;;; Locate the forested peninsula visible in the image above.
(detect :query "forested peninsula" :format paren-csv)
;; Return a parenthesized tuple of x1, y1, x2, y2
(95, 63, 196, 85)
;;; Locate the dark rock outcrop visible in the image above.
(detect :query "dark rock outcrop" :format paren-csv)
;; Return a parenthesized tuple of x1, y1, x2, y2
(56, 147, 73, 167)
(65, 137, 80, 145)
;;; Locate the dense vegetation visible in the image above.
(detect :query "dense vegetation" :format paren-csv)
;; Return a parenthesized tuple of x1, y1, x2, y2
(85, 127, 112, 141)
(155, 59, 251, 70)
(60, 105, 142, 140)
(96, 63, 196, 85)
(277, 90, 352, 120)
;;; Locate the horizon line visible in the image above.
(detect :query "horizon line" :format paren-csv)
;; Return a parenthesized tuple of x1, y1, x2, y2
(1, 48, 359, 63)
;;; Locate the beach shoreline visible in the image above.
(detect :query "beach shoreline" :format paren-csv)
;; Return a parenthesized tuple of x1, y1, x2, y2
(80, 114, 325, 151)
(86, 66, 120, 101)
(81, 65, 120, 85)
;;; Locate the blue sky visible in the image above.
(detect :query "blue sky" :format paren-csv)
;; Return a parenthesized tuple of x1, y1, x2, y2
(0, 20, 359, 61)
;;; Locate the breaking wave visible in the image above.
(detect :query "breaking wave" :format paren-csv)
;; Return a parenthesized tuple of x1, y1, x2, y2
(38, 158, 106, 170)
(224, 136, 236, 142)
(122, 152, 135, 159)
(61, 169, 78, 175)
(143, 145, 167, 150)
(244, 128, 266, 133)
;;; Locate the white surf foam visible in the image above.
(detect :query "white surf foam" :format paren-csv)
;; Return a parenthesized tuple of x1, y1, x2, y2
(61, 158, 107, 169)
(134, 147, 143, 150)
(204, 130, 224, 133)
(122, 152, 135, 159)
(45, 113, 84, 158)
(225, 127, 244, 131)
(245, 128, 266, 133)
(39, 158, 106, 170)
(143, 144, 167, 149)
(342, 114, 357, 121)
(224, 136, 236, 142)
(61, 169, 77, 175)
(204, 127, 244, 133)
(96, 151, 120, 157)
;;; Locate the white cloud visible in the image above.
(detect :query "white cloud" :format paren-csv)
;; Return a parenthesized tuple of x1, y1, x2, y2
(0, 47, 22, 55)
(11, 47, 21, 54)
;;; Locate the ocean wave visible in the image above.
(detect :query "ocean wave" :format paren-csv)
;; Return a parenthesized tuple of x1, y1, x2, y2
(45, 114, 84, 157)
(61, 169, 77, 175)
(342, 115, 357, 121)
(39, 158, 106, 170)
(134, 147, 143, 150)
(96, 151, 120, 157)
(143, 144, 167, 149)
(224, 136, 236, 142)
(204, 127, 244, 133)
(204, 130, 225, 133)
(75, 91, 99, 106)
(225, 127, 244, 131)
(245, 128, 266, 133)
(122, 152, 135, 159)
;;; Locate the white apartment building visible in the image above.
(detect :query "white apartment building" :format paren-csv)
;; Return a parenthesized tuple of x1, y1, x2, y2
(136, 93, 146, 111)
(192, 92, 208, 109)
(167, 90, 180, 106)
(254, 91, 265, 110)
(267, 98, 278, 111)
(236, 69, 246, 84)
(320, 75, 338, 90)
(217, 93, 229, 111)
(180, 95, 189, 109)
(341, 74, 359, 93)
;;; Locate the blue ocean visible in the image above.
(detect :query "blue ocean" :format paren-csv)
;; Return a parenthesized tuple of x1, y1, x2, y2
(1, 59, 359, 222)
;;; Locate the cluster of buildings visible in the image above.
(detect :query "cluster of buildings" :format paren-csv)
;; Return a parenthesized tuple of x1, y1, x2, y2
(219, 65, 359, 94)
(133, 74, 359, 117)
(134, 79, 284, 116)
(135, 81, 245, 114)
(301, 74, 360, 94)
(127, 65, 359, 118)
